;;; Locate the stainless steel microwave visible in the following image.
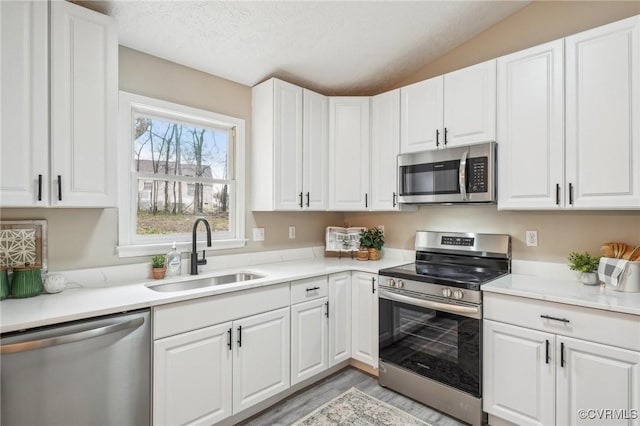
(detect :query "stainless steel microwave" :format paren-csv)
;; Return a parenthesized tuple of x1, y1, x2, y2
(397, 141, 496, 204)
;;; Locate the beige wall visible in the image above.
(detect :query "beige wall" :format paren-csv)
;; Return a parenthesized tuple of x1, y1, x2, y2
(392, 0, 640, 89)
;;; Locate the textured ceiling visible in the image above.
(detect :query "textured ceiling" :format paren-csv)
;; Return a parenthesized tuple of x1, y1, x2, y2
(74, 1, 531, 95)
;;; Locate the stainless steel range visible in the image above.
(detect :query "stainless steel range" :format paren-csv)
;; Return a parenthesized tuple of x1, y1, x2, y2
(378, 231, 511, 426)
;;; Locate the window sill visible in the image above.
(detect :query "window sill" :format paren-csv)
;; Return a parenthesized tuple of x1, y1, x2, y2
(117, 239, 248, 258)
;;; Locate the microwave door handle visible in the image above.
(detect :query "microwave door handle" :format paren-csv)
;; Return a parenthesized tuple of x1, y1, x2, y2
(459, 150, 468, 201)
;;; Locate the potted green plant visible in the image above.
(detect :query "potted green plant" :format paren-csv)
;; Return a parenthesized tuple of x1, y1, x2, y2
(567, 251, 601, 285)
(359, 227, 385, 261)
(151, 255, 166, 279)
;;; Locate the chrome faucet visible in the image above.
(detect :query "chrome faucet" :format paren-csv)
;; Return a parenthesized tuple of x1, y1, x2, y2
(190, 217, 212, 275)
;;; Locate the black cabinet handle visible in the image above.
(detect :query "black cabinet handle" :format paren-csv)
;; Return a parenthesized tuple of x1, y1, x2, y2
(545, 339, 550, 364)
(568, 183, 574, 205)
(560, 342, 565, 367)
(556, 183, 560, 206)
(540, 314, 570, 324)
(435, 129, 440, 147)
(237, 325, 242, 348)
(227, 328, 232, 351)
(306, 286, 320, 292)
(325, 301, 329, 318)
(305, 192, 310, 207)
(37, 174, 42, 201)
(365, 193, 368, 208)
(392, 192, 397, 208)
(444, 127, 448, 145)
(298, 192, 303, 208)
(57, 175, 62, 201)
(372, 277, 376, 294)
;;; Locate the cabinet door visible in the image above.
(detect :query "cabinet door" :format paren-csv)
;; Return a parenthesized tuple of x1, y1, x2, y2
(557, 336, 640, 426)
(497, 40, 565, 210)
(302, 89, 328, 210)
(444, 59, 496, 147)
(400, 76, 443, 153)
(371, 89, 400, 211)
(0, 0, 48, 207)
(233, 307, 290, 414)
(154, 322, 233, 426)
(329, 272, 352, 366)
(483, 320, 555, 426)
(566, 16, 640, 209)
(351, 272, 378, 368)
(291, 297, 329, 385)
(274, 80, 304, 210)
(50, 1, 117, 207)
(329, 97, 371, 210)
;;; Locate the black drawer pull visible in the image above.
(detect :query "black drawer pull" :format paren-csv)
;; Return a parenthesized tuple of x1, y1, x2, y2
(306, 286, 320, 292)
(298, 192, 303, 208)
(227, 328, 232, 351)
(325, 301, 329, 318)
(560, 342, 565, 367)
(372, 277, 376, 294)
(305, 192, 310, 207)
(392, 192, 397, 208)
(435, 129, 440, 147)
(237, 325, 242, 348)
(57, 175, 62, 201)
(568, 183, 574, 205)
(540, 314, 570, 323)
(545, 339, 550, 364)
(37, 174, 43, 201)
(555, 183, 560, 205)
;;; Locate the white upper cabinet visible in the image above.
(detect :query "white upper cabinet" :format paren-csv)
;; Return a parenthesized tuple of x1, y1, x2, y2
(400, 76, 443, 153)
(302, 89, 329, 210)
(328, 97, 371, 210)
(50, 0, 117, 207)
(252, 79, 328, 211)
(565, 16, 640, 209)
(1, 0, 117, 208)
(371, 89, 401, 210)
(497, 40, 565, 210)
(399, 60, 496, 154)
(444, 59, 497, 147)
(0, 0, 49, 207)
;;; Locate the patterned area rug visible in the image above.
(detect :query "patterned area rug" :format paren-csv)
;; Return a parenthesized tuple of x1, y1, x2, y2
(292, 387, 431, 426)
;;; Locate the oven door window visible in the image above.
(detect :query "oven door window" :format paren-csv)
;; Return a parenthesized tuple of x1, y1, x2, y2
(379, 296, 481, 397)
(400, 160, 460, 196)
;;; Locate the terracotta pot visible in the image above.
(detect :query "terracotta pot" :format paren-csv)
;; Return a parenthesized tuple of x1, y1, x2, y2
(368, 248, 381, 261)
(356, 249, 369, 261)
(152, 267, 166, 279)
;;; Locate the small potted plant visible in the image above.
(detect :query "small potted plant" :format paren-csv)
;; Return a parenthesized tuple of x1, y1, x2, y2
(151, 255, 166, 279)
(568, 251, 601, 285)
(359, 227, 385, 261)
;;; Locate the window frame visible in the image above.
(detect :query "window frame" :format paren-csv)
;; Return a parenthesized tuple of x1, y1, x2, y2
(117, 91, 246, 258)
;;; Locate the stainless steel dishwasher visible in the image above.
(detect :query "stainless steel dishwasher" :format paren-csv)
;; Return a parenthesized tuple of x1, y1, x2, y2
(1, 309, 151, 426)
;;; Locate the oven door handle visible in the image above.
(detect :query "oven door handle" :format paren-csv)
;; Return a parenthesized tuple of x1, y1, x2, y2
(459, 149, 468, 201)
(379, 288, 481, 319)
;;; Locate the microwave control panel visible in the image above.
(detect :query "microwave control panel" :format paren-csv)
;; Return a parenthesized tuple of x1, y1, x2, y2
(467, 157, 487, 193)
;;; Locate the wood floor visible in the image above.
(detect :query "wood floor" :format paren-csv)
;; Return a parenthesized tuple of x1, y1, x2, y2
(240, 367, 466, 426)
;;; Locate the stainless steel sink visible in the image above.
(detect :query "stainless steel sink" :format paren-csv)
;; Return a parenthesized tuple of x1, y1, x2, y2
(147, 272, 265, 292)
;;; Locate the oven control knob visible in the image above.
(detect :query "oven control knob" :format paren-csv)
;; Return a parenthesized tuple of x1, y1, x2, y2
(453, 289, 464, 299)
(388, 279, 396, 288)
(396, 280, 405, 289)
(442, 288, 452, 298)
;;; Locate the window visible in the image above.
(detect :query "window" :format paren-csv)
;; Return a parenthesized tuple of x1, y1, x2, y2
(118, 92, 246, 257)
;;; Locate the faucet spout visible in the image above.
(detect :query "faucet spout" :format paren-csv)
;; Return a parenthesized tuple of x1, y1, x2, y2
(190, 217, 212, 275)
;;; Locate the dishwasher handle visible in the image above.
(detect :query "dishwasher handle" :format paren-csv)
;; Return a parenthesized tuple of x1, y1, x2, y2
(0, 316, 145, 355)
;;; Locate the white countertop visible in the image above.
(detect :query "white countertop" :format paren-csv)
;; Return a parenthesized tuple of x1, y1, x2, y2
(483, 272, 640, 316)
(0, 251, 410, 334)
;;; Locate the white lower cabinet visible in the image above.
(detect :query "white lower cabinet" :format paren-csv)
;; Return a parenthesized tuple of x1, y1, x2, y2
(232, 307, 290, 414)
(291, 297, 329, 385)
(484, 293, 640, 426)
(154, 322, 233, 426)
(351, 272, 378, 368)
(329, 272, 352, 366)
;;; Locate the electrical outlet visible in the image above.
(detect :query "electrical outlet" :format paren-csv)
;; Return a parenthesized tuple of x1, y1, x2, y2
(289, 226, 296, 239)
(526, 230, 538, 247)
(252, 228, 265, 241)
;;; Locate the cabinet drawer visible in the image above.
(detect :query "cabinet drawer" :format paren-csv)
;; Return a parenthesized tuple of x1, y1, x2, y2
(154, 283, 289, 339)
(484, 292, 640, 351)
(291, 276, 328, 305)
